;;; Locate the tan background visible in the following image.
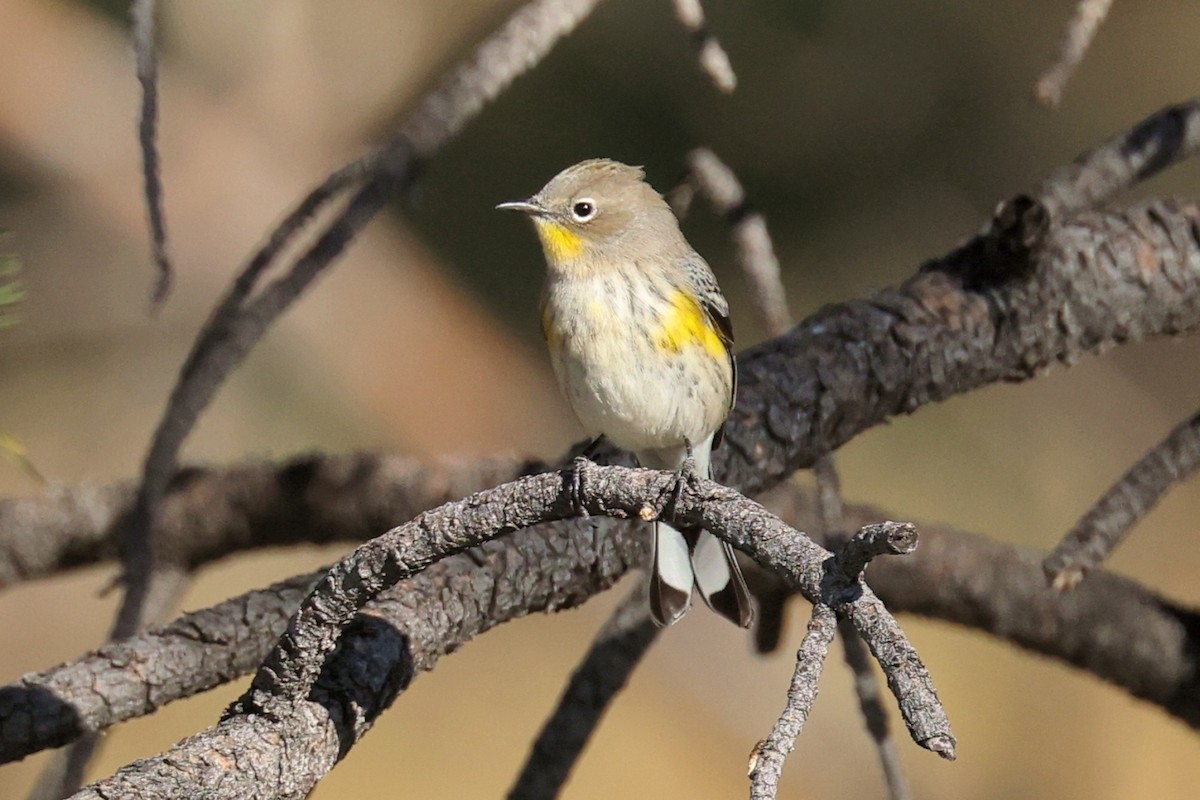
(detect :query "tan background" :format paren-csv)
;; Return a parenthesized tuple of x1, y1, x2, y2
(1, 1, 1199, 797)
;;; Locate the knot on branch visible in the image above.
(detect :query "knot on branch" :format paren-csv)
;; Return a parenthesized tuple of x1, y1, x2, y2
(825, 521, 919, 604)
(925, 194, 1051, 291)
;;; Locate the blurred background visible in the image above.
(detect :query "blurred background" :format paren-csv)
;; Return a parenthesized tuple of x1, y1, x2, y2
(1, 1, 1199, 797)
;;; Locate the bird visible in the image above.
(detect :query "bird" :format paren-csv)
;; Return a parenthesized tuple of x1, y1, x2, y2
(497, 158, 753, 628)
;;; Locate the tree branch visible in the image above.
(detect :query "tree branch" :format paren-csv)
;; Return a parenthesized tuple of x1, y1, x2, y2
(506, 583, 658, 799)
(1034, 0, 1114, 109)
(1044, 410, 1200, 589)
(66, 465, 945, 799)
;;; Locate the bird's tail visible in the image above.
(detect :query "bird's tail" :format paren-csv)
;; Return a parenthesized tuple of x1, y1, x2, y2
(692, 530, 754, 628)
(649, 520, 694, 627)
(644, 437, 754, 628)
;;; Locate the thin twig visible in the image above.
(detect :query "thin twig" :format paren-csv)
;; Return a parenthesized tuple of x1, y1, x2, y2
(1035, 0, 1115, 109)
(131, 0, 172, 307)
(748, 604, 837, 800)
(687, 148, 791, 337)
(813, 454, 843, 537)
(1033, 99, 1200, 218)
(671, 0, 737, 93)
(507, 583, 659, 799)
(1044, 410, 1200, 590)
(839, 615, 913, 800)
(815, 455, 913, 800)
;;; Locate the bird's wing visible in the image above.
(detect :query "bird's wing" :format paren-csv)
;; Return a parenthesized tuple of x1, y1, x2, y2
(683, 256, 736, 447)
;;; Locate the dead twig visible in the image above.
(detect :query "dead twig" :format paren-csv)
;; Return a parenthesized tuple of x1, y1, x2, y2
(506, 583, 658, 799)
(748, 604, 837, 799)
(131, 0, 172, 307)
(1035, 0, 1114, 109)
(671, 0, 737, 92)
(1044, 410, 1200, 589)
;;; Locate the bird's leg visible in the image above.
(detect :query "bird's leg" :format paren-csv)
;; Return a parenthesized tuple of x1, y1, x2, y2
(669, 438, 699, 527)
(580, 434, 608, 462)
(568, 435, 606, 516)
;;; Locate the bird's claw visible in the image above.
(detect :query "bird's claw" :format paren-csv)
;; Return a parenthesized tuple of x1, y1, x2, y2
(569, 455, 591, 517)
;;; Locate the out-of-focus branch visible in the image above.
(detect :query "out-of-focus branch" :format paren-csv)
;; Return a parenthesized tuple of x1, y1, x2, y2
(114, 0, 606, 658)
(671, 0, 737, 92)
(1044, 410, 1200, 589)
(506, 583, 658, 800)
(686, 147, 791, 338)
(1034, 0, 1114, 109)
(131, 0, 171, 306)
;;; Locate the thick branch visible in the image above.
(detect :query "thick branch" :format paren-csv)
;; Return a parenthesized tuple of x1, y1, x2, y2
(718, 198, 1200, 494)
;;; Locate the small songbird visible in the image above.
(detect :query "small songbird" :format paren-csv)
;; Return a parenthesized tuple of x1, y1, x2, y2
(498, 159, 753, 628)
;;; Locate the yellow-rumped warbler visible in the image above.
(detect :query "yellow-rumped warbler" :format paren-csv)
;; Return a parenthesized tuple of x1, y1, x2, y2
(498, 158, 753, 628)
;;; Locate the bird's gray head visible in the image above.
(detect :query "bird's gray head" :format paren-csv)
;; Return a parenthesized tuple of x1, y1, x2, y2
(497, 158, 683, 268)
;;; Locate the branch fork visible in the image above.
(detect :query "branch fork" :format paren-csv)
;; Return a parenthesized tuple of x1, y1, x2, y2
(226, 462, 948, 800)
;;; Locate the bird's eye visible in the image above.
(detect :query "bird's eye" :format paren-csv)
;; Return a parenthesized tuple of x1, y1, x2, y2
(571, 199, 597, 222)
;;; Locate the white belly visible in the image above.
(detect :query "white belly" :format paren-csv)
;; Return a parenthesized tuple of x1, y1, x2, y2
(543, 273, 732, 453)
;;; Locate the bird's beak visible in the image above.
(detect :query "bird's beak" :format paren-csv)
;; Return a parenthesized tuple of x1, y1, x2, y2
(495, 199, 545, 215)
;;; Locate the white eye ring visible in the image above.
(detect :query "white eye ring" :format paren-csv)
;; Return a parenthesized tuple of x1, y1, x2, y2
(570, 198, 597, 222)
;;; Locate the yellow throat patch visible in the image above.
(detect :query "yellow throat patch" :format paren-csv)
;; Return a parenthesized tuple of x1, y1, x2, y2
(534, 220, 585, 263)
(656, 291, 727, 359)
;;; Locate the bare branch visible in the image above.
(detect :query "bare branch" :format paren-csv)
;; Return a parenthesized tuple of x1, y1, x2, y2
(671, 0, 737, 93)
(402, 0, 607, 154)
(131, 0, 171, 306)
(66, 464, 941, 799)
(1034, 99, 1200, 217)
(720, 197, 1200, 495)
(815, 456, 913, 800)
(751, 520, 929, 799)
(687, 147, 791, 337)
(507, 584, 658, 799)
(838, 615, 912, 800)
(1044, 410, 1200, 589)
(1034, 0, 1114, 109)
(7, 478, 1200, 766)
(749, 604, 837, 800)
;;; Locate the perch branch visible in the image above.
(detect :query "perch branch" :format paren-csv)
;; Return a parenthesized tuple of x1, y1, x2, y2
(67, 464, 943, 799)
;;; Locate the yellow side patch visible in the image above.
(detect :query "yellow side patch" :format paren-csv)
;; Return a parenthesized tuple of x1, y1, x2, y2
(656, 291, 727, 359)
(534, 220, 585, 263)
